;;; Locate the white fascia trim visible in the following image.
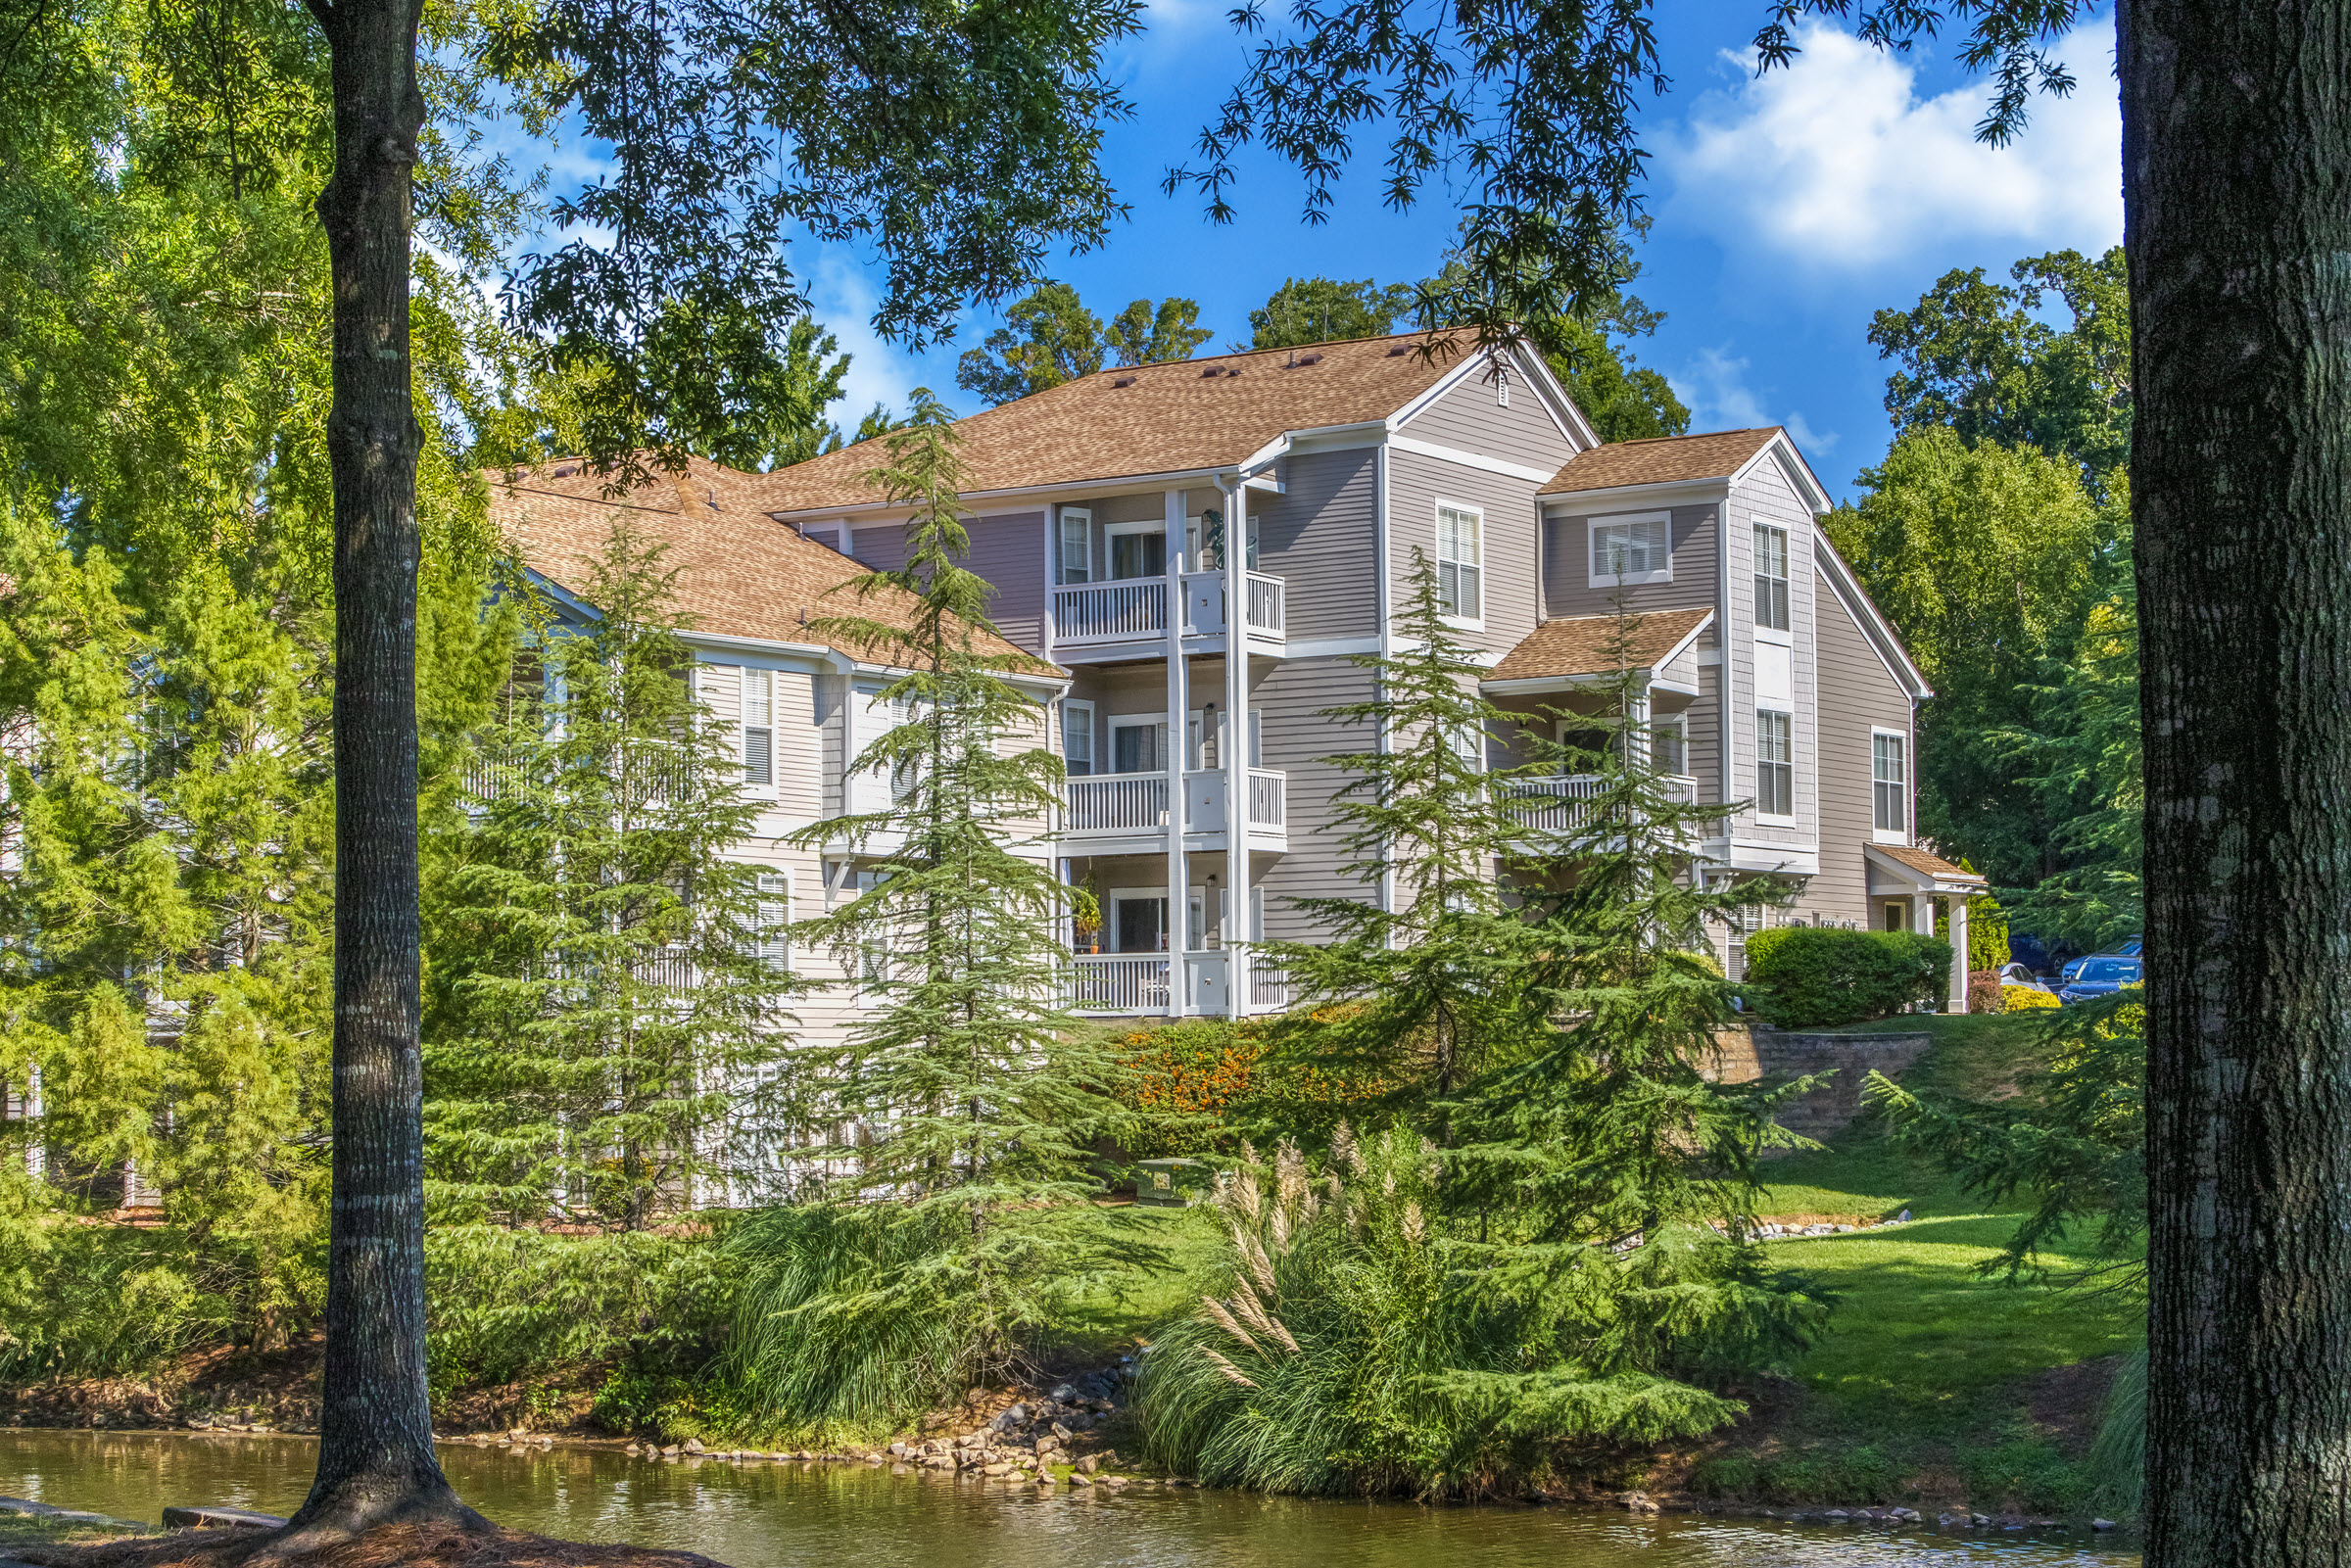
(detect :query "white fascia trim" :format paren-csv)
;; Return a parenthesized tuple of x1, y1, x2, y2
(1733, 433, 1834, 516)
(1481, 667, 1655, 695)
(765, 466, 1233, 522)
(1286, 635, 1383, 659)
(846, 655, 1069, 698)
(1540, 478, 1732, 513)
(1506, 341, 1603, 450)
(1817, 543, 1933, 698)
(1655, 609, 1719, 670)
(1862, 843, 1986, 893)
(686, 630, 838, 667)
(517, 565, 605, 626)
(1388, 435, 1558, 486)
(1710, 841, 1822, 876)
(1383, 347, 1493, 431)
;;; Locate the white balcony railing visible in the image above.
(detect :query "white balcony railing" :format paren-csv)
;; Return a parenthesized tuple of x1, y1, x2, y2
(1069, 953, 1172, 1012)
(1248, 768, 1286, 830)
(1246, 950, 1291, 1011)
(1244, 573, 1284, 637)
(1054, 580, 1165, 641)
(1065, 772, 1171, 832)
(1506, 773, 1700, 836)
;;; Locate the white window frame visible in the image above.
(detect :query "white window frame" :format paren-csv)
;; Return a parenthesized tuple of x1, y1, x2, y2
(1058, 507, 1093, 585)
(1753, 521, 1792, 638)
(1871, 726, 1910, 842)
(1651, 712, 1689, 779)
(741, 666, 775, 795)
(1754, 707, 1795, 823)
(755, 871, 792, 973)
(1434, 499, 1484, 625)
(1107, 711, 1172, 776)
(1102, 518, 1167, 581)
(796, 522, 847, 554)
(1589, 510, 1673, 588)
(1061, 698, 1096, 778)
(1107, 886, 1172, 955)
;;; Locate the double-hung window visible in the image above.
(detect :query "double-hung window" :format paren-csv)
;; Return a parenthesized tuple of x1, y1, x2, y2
(1059, 507, 1092, 585)
(1753, 524, 1791, 633)
(1590, 512, 1671, 586)
(741, 668, 773, 788)
(1873, 732, 1908, 835)
(1651, 714, 1688, 777)
(756, 873, 791, 972)
(1061, 699, 1095, 777)
(1755, 709, 1793, 818)
(1436, 504, 1482, 619)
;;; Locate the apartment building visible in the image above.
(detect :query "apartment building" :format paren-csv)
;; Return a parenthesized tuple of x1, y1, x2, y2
(493, 331, 1985, 1032)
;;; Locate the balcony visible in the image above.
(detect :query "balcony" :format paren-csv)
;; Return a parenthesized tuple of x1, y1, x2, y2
(1067, 949, 1292, 1017)
(1051, 570, 1286, 654)
(1505, 773, 1702, 838)
(1062, 768, 1286, 849)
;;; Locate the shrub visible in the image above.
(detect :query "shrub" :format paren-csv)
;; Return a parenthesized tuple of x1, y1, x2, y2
(1968, 971, 2005, 1014)
(1744, 928, 1954, 1027)
(2005, 984, 2061, 1012)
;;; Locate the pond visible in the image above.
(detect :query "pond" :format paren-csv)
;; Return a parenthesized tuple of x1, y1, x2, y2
(0, 1429, 2136, 1568)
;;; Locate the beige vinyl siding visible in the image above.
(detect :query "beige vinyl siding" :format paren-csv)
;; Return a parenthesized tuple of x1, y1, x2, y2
(1251, 655, 1378, 941)
(965, 511, 1046, 653)
(1806, 571, 1918, 925)
(774, 669, 824, 819)
(1541, 503, 1720, 620)
(814, 671, 848, 816)
(1254, 448, 1378, 640)
(1384, 448, 1545, 657)
(1397, 363, 1581, 474)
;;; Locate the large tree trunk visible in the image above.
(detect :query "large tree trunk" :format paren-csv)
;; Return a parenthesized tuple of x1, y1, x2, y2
(278, 0, 484, 1543)
(2125, 1, 2351, 1563)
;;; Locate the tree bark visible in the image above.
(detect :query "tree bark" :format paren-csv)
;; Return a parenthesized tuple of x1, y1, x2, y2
(277, 0, 484, 1543)
(2126, 0, 2351, 1563)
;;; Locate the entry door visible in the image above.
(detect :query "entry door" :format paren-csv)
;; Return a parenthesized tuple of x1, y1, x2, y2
(1108, 528, 1166, 580)
(1114, 895, 1169, 953)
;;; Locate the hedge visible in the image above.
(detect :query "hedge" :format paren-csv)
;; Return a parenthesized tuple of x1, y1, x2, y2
(1744, 927, 1955, 1028)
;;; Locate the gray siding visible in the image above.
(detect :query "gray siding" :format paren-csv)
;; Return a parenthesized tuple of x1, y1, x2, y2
(966, 511, 1046, 653)
(1541, 503, 1721, 620)
(1725, 451, 1820, 849)
(846, 519, 907, 573)
(1399, 368, 1581, 474)
(1251, 655, 1378, 941)
(1384, 448, 1545, 658)
(1805, 573, 1917, 926)
(1687, 660, 1724, 806)
(1253, 448, 1378, 641)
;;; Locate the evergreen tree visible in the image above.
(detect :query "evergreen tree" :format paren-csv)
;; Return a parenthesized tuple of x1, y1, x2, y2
(765, 391, 1127, 1387)
(1259, 552, 1547, 1129)
(425, 521, 800, 1229)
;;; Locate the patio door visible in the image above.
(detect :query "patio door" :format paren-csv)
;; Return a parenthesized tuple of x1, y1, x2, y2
(1106, 522, 1166, 580)
(1113, 893, 1169, 953)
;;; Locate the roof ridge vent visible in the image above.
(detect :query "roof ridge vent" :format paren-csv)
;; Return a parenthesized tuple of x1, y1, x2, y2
(1110, 374, 1137, 388)
(1384, 344, 1411, 356)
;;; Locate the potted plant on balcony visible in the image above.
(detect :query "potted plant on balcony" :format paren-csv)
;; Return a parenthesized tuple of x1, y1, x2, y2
(1073, 883, 1102, 954)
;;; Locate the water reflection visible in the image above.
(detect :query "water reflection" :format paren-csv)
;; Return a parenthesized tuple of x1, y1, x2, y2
(0, 1430, 2135, 1568)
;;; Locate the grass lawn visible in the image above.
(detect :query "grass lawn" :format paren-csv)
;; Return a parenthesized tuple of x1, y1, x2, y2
(1033, 1202, 1229, 1363)
(0, 1512, 152, 1550)
(1680, 1011, 2143, 1514)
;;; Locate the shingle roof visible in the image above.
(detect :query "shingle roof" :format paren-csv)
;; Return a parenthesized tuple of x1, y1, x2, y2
(1486, 607, 1714, 685)
(1540, 427, 1783, 497)
(488, 456, 1058, 676)
(749, 332, 1479, 515)
(1872, 843, 1989, 885)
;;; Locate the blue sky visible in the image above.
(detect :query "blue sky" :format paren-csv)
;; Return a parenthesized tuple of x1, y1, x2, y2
(530, 4, 2123, 502)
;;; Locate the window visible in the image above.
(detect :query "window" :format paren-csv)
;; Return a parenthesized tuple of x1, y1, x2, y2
(1755, 709, 1793, 818)
(1062, 699, 1095, 777)
(1059, 508, 1092, 585)
(1106, 522, 1166, 580)
(756, 873, 791, 972)
(742, 668, 773, 788)
(1882, 901, 1909, 933)
(1110, 715, 1169, 775)
(1445, 719, 1485, 774)
(1436, 503, 1482, 618)
(1872, 732, 1907, 835)
(1651, 714, 1688, 777)
(1590, 512, 1671, 586)
(1753, 524, 1791, 632)
(1248, 708, 1263, 769)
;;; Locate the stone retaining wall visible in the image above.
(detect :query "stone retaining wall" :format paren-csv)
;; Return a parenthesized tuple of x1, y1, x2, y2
(1701, 1025, 1933, 1142)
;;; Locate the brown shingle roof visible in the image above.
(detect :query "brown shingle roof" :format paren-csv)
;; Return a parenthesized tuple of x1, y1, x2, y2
(1872, 843, 1988, 884)
(488, 456, 1057, 676)
(1487, 607, 1714, 684)
(749, 332, 1478, 515)
(1540, 427, 1782, 497)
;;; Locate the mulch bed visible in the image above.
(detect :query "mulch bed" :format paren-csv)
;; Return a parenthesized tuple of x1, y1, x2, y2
(9, 1525, 729, 1568)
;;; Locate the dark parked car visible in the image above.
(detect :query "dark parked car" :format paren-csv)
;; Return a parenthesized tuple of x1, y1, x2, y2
(2057, 955, 2143, 1004)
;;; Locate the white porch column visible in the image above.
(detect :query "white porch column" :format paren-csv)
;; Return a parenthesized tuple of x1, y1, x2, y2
(1224, 478, 1251, 1021)
(1947, 893, 1971, 1013)
(1911, 894, 1936, 945)
(1164, 488, 1189, 1017)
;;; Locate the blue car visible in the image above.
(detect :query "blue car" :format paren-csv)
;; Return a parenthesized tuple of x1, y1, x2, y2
(2058, 954, 2143, 1004)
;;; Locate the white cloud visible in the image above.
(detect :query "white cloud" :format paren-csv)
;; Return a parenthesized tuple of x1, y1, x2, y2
(800, 250, 966, 426)
(1669, 346, 1838, 453)
(1659, 20, 2121, 268)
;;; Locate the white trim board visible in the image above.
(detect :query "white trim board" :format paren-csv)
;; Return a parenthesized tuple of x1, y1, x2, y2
(1388, 435, 1558, 486)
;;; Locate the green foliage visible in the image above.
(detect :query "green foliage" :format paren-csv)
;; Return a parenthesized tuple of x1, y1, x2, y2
(955, 284, 1211, 405)
(424, 521, 800, 1228)
(1828, 425, 2117, 886)
(1744, 927, 1954, 1028)
(1249, 276, 1418, 348)
(1140, 1132, 1815, 1497)
(1866, 997, 2144, 1286)
(2086, 1345, 2146, 1519)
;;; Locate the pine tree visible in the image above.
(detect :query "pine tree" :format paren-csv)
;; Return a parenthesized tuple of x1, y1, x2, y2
(424, 520, 799, 1229)
(768, 390, 1128, 1384)
(1258, 551, 1547, 1128)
